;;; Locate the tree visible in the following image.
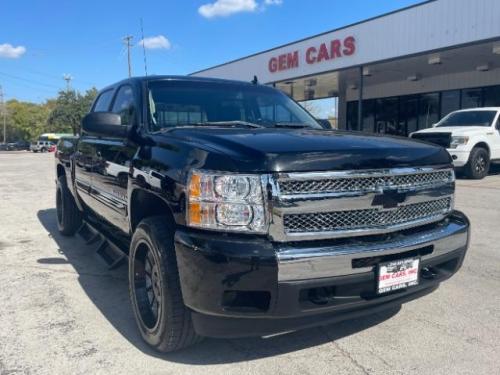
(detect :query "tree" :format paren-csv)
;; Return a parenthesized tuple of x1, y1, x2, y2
(47, 88, 97, 135)
(4, 99, 52, 141)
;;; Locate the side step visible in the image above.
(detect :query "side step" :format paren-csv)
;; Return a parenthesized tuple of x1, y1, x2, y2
(77, 221, 128, 270)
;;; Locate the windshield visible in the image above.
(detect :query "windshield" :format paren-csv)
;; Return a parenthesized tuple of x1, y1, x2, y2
(436, 110, 497, 127)
(147, 80, 321, 130)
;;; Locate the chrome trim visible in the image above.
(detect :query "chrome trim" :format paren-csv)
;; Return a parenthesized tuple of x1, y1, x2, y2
(284, 212, 450, 240)
(277, 216, 468, 281)
(268, 166, 455, 242)
(277, 167, 455, 199)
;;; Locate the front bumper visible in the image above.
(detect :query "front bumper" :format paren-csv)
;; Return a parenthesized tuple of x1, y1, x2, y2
(174, 211, 470, 338)
(447, 149, 470, 167)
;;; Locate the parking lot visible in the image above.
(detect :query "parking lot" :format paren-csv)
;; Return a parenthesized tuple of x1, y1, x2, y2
(0, 151, 499, 375)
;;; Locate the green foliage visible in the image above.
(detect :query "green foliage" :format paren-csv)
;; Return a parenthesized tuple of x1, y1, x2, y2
(47, 88, 98, 135)
(0, 87, 98, 142)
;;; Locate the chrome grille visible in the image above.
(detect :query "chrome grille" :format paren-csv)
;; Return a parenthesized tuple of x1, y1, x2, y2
(278, 169, 454, 196)
(284, 197, 452, 234)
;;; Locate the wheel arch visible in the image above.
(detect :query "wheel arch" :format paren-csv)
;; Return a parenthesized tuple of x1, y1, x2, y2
(56, 163, 65, 178)
(472, 141, 490, 156)
(129, 188, 176, 232)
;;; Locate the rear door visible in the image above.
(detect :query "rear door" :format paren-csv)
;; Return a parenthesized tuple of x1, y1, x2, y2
(91, 84, 137, 232)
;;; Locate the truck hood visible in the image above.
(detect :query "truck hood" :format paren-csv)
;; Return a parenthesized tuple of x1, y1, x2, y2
(163, 127, 451, 173)
(414, 126, 491, 136)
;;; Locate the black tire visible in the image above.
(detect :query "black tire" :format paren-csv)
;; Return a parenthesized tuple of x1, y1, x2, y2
(56, 175, 82, 236)
(41, 148, 47, 153)
(465, 147, 490, 180)
(129, 216, 202, 352)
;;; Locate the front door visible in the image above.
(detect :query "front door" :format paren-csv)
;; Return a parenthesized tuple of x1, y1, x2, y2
(89, 84, 137, 233)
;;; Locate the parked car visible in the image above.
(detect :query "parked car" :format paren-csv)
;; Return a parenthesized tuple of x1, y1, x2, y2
(55, 76, 469, 352)
(7, 141, 30, 151)
(30, 140, 54, 153)
(411, 108, 500, 179)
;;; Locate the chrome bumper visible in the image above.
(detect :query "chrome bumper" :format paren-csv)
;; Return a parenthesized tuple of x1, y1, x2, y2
(276, 211, 469, 281)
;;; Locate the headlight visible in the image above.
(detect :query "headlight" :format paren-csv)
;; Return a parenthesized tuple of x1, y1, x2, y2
(450, 136, 469, 149)
(187, 171, 267, 233)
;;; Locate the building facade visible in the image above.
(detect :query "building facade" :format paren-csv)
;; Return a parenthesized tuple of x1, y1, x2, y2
(191, 0, 500, 136)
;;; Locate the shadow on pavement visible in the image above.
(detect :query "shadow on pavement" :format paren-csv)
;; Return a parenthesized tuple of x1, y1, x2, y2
(37, 208, 400, 364)
(456, 163, 500, 179)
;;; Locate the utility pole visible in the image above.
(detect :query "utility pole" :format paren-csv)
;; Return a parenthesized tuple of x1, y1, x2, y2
(63, 74, 73, 91)
(123, 35, 133, 78)
(0, 85, 6, 144)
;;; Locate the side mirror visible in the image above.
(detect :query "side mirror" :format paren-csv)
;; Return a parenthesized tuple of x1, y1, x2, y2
(81, 112, 129, 138)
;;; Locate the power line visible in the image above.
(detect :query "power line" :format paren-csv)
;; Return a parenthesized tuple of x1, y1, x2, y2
(123, 35, 133, 78)
(0, 71, 61, 89)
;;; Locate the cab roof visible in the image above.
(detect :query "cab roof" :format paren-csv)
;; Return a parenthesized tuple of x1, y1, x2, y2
(101, 75, 257, 92)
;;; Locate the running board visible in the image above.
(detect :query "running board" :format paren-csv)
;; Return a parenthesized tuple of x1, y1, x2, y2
(77, 221, 128, 270)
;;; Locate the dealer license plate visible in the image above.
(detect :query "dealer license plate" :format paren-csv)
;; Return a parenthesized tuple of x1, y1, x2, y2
(377, 257, 420, 294)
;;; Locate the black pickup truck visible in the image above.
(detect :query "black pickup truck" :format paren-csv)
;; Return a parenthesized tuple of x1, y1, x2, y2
(55, 76, 470, 352)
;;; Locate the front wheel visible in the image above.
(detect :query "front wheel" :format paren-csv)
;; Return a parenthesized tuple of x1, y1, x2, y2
(465, 147, 490, 179)
(129, 216, 202, 352)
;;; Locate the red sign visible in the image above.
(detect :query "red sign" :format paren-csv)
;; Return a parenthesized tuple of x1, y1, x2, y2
(268, 36, 356, 73)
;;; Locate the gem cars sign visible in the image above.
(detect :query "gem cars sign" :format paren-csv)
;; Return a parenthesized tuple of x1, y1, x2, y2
(268, 36, 356, 73)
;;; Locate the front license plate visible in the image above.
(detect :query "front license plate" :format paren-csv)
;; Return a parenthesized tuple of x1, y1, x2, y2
(377, 257, 420, 294)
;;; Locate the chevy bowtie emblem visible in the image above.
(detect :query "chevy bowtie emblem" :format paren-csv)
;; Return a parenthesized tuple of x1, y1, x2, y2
(372, 190, 407, 209)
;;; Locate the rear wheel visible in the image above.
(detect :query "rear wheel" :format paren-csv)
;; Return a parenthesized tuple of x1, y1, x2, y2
(41, 147, 47, 153)
(56, 176, 82, 236)
(129, 216, 202, 352)
(465, 147, 490, 179)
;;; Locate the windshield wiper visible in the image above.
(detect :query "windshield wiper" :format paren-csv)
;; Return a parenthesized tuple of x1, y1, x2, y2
(188, 121, 265, 128)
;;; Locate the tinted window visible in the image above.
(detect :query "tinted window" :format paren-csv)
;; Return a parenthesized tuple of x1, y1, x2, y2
(437, 110, 496, 127)
(112, 86, 135, 124)
(93, 90, 114, 112)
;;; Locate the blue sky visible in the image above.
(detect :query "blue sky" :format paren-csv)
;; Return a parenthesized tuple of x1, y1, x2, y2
(1, 0, 420, 105)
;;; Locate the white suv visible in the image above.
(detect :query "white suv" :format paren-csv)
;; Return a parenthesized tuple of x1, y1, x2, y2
(411, 108, 500, 179)
(30, 140, 53, 153)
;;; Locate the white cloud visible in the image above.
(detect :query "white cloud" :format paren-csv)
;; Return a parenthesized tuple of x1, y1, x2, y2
(138, 35, 171, 50)
(0, 43, 26, 59)
(264, 0, 282, 4)
(198, 0, 258, 18)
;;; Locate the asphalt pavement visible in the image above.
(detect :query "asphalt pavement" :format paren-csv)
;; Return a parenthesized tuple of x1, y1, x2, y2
(0, 152, 499, 375)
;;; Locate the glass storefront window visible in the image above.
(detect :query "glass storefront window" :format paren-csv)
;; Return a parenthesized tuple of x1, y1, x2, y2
(400, 96, 419, 136)
(375, 97, 399, 135)
(345, 85, 500, 135)
(418, 93, 440, 129)
(346, 101, 358, 131)
(362, 99, 375, 133)
(483, 85, 500, 107)
(461, 88, 482, 108)
(441, 90, 460, 117)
